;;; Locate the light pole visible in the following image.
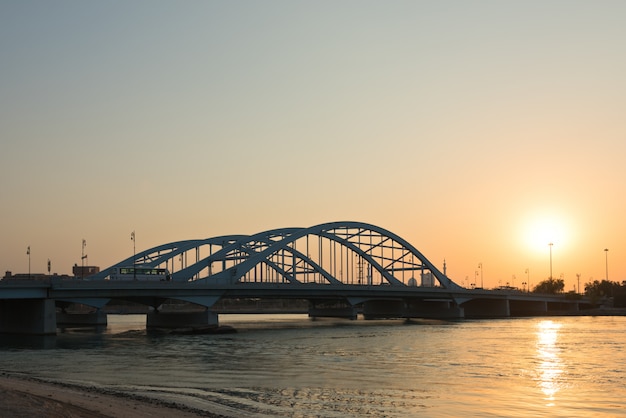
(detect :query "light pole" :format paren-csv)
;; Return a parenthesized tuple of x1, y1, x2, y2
(81, 239, 87, 280)
(478, 262, 483, 288)
(604, 248, 609, 281)
(525, 268, 530, 292)
(27, 246, 31, 279)
(549, 243, 554, 280)
(131, 231, 136, 280)
(576, 273, 581, 294)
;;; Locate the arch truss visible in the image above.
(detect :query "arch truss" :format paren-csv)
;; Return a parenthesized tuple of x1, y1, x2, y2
(90, 222, 462, 290)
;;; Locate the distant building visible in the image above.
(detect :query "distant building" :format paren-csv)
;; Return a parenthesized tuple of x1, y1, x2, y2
(421, 272, 435, 287)
(72, 264, 100, 278)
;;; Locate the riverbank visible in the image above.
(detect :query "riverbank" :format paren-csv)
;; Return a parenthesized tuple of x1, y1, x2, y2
(0, 373, 220, 418)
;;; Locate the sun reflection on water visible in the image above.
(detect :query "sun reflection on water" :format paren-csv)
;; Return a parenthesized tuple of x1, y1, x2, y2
(536, 320, 563, 406)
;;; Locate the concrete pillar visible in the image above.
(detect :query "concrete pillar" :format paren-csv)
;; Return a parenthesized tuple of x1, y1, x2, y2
(146, 310, 218, 329)
(0, 299, 57, 335)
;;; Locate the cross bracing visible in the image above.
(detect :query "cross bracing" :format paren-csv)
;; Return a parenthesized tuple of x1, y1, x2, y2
(89, 221, 462, 290)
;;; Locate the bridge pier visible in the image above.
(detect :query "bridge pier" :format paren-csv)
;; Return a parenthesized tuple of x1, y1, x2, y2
(0, 299, 57, 335)
(146, 309, 219, 329)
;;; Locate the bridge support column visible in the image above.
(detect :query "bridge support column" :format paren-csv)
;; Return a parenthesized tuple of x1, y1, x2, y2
(146, 309, 219, 329)
(57, 310, 107, 327)
(0, 299, 57, 335)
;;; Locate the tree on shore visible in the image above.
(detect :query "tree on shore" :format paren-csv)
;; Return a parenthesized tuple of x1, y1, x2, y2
(532, 277, 565, 294)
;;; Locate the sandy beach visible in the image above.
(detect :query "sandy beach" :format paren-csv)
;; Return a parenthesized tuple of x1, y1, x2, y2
(0, 373, 219, 418)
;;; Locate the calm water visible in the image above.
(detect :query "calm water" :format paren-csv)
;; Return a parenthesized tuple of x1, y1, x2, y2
(1, 314, 626, 417)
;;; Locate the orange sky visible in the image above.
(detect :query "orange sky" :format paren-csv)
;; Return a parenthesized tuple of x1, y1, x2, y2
(1, 2, 625, 292)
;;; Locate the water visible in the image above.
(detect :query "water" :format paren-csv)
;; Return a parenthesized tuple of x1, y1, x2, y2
(1, 314, 626, 417)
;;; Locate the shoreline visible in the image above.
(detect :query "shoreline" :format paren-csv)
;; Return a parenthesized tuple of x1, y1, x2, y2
(0, 372, 223, 418)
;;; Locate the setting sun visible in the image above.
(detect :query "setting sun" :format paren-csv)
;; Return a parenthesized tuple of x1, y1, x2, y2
(520, 211, 572, 254)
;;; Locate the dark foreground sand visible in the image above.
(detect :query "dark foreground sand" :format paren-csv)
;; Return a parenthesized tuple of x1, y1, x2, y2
(0, 373, 221, 418)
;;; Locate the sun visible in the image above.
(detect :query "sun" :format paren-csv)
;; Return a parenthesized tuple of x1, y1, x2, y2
(520, 212, 571, 254)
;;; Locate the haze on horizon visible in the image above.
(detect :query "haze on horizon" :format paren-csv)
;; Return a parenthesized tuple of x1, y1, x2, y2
(1, 1, 625, 293)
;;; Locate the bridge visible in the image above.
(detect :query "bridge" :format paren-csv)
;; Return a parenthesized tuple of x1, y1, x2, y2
(0, 221, 593, 334)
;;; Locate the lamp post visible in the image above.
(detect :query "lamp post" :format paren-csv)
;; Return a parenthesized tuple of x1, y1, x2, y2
(576, 273, 581, 294)
(131, 231, 136, 280)
(27, 246, 31, 279)
(478, 262, 483, 288)
(525, 268, 530, 292)
(549, 243, 553, 280)
(604, 248, 609, 281)
(81, 239, 87, 280)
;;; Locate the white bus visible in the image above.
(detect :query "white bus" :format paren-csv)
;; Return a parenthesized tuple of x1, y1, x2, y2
(108, 266, 171, 281)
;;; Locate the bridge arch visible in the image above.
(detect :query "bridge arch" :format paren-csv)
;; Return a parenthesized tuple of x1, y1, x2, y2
(91, 221, 462, 290)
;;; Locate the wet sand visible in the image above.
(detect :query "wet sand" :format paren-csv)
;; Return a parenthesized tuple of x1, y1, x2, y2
(0, 373, 220, 418)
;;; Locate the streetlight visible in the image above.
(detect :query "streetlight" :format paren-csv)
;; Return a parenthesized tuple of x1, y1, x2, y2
(576, 273, 581, 294)
(478, 262, 483, 288)
(81, 239, 87, 280)
(525, 268, 530, 292)
(549, 243, 554, 280)
(131, 231, 136, 280)
(604, 248, 609, 281)
(26, 246, 31, 279)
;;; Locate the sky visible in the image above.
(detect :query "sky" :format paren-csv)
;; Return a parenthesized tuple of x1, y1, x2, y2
(1, 1, 625, 292)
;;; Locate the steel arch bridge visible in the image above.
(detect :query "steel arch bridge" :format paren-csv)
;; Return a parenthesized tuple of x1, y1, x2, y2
(90, 221, 462, 291)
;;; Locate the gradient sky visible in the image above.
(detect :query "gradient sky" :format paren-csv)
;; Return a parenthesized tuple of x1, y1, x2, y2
(2, 1, 625, 292)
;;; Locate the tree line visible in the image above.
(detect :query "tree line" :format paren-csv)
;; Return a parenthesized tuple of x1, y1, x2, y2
(532, 277, 626, 306)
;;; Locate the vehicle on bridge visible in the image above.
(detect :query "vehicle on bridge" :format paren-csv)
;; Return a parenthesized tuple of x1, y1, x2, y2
(108, 267, 171, 281)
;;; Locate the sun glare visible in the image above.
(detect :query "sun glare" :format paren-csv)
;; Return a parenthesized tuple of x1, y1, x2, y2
(521, 212, 570, 254)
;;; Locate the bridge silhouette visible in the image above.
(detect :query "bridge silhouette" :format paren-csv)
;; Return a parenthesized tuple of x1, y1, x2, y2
(0, 221, 592, 335)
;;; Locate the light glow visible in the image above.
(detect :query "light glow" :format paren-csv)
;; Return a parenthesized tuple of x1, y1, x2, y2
(521, 212, 571, 254)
